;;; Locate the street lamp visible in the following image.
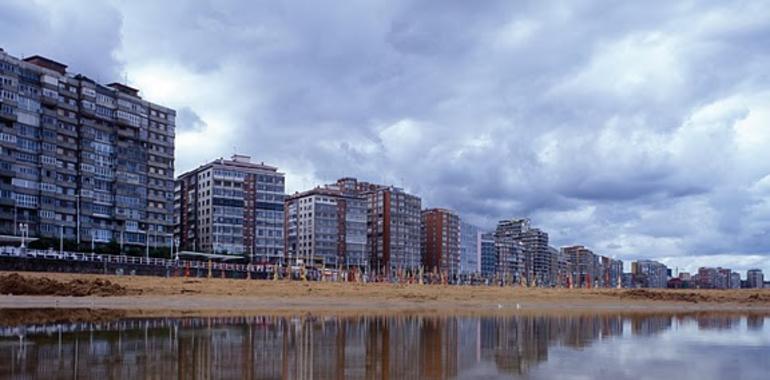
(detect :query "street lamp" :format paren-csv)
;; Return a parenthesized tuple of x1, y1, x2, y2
(174, 237, 180, 261)
(18, 223, 28, 248)
(75, 193, 80, 250)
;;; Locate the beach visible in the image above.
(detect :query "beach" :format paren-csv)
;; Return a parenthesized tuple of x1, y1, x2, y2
(1, 271, 769, 324)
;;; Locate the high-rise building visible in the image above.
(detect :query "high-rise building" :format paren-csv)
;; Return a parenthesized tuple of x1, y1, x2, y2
(421, 208, 460, 275)
(562, 245, 597, 288)
(493, 220, 525, 281)
(479, 232, 496, 276)
(747, 269, 764, 289)
(716, 268, 733, 289)
(174, 155, 285, 261)
(631, 260, 668, 288)
(599, 256, 624, 288)
(697, 267, 718, 288)
(494, 218, 552, 285)
(284, 184, 367, 268)
(334, 178, 421, 273)
(550, 246, 567, 287)
(0, 50, 175, 249)
(459, 221, 480, 274)
(729, 272, 741, 289)
(610, 259, 623, 288)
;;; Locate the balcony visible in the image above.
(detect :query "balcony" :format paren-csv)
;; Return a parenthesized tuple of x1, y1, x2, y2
(0, 105, 16, 121)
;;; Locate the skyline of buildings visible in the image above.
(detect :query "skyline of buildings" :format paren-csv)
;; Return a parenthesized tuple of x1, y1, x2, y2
(1, 51, 768, 282)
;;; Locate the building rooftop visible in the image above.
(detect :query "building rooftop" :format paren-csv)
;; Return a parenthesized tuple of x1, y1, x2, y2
(23, 55, 68, 75)
(108, 82, 141, 97)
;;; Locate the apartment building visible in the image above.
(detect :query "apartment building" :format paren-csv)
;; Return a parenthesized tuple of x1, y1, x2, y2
(334, 178, 421, 273)
(493, 220, 526, 280)
(495, 219, 552, 285)
(284, 185, 367, 268)
(747, 269, 764, 289)
(479, 232, 496, 276)
(599, 256, 623, 288)
(631, 260, 668, 288)
(562, 245, 598, 288)
(421, 208, 461, 275)
(0, 50, 175, 248)
(174, 155, 284, 261)
(459, 221, 480, 274)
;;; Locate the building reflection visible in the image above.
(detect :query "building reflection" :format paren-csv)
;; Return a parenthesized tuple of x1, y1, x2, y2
(696, 316, 741, 331)
(2, 312, 761, 379)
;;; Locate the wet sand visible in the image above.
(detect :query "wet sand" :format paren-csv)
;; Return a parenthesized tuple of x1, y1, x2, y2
(1, 271, 769, 322)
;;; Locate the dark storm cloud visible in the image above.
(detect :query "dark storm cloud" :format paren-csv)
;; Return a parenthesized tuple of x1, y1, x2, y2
(4, 0, 770, 272)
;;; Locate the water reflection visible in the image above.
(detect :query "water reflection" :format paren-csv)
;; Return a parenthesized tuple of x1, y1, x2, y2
(0, 313, 768, 379)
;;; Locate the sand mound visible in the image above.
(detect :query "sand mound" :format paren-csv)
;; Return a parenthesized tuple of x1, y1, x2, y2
(619, 289, 770, 304)
(619, 289, 708, 303)
(0, 273, 134, 297)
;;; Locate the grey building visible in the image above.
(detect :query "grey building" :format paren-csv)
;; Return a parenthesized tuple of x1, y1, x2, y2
(632, 260, 668, 288)
(747, 269, 764, 289)
(480, 232, 496, 276)
(459, 221, 480, 274)
(494, 218, 552, 285)
(175, 155, 285, 261)
(284, 184, 367, 268)
(729, 272, 741, 289)
(0, 50, 175, 249)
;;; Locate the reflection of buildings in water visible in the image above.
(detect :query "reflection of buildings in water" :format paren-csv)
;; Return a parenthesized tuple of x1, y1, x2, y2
(419, 318, 458, 379)
(697, 316, 741, 331)
(0, 313, 731, 379)
(477, 316, 551, 376)
(456, 318, 481, 370)
(746, 315, 765, 330)
(562, 316, 604, 348)
(631, 316, 673, 336)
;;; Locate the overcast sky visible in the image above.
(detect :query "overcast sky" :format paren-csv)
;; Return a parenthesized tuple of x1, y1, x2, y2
(2, 0, 769, 274)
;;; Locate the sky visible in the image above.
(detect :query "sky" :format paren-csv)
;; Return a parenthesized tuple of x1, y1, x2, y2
(1, 0, 769, 275)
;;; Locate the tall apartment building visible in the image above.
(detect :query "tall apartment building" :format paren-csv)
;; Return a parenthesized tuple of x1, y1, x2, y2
(421, 208, 461, 275)
(697, 267, 718, 289)
(284, 184, 367, 268)
(523, 227, 550, 284)
(459, 221, 480, 274)
(493, 220, 525, 280)
(599, 256, 623, 288)
(494, 219, 552, 285)
(0, 50, 175, 248)
(631, 260, 668, 288)
(747, 269, 764, 289)
(174, 155, 285, 261)
(479, 232, 496, 276)
(729, 272, 741, 289)
(549, 246, 566, 286)
(562, 245, 598, 287)
(334, 178, 421, 273)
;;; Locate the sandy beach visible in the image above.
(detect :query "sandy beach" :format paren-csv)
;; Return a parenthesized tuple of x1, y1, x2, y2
(1, 271, 769, 324)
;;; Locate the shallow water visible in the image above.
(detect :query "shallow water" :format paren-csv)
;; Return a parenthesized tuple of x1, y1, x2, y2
(0, 313, 768, 379)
